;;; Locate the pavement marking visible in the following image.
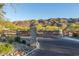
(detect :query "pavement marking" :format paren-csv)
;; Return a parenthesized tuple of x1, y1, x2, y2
(26, 48, 38, 56)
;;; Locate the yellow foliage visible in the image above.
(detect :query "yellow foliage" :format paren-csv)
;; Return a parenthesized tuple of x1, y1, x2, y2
(46, 25, 58, 31)
(16, 26, 30, 31)
(36, 24, 45, 31)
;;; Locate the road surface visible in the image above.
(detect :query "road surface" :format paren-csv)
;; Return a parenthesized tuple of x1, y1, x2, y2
(28, 37, 79, 56)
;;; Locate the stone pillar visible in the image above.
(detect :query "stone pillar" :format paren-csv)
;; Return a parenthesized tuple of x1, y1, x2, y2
(30, 22, 37, 44)
(29, 21, 40, 49)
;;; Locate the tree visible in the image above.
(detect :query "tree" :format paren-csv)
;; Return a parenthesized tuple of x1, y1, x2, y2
(46, 25, 58, 31)
(69, 23, 79, 31)
(36, 24, 45, 31)
(0, 3, 6, 22)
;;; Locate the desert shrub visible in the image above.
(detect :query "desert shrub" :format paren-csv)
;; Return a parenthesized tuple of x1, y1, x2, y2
(7, 36, 14, 44)
(8, 39, 13, 44)
(21, 40, 26, 44)
(0, 43, 14, 55)
(27, 43, 30, 46)
(15, 36, 21, 43)
(72, 33, 78, 37)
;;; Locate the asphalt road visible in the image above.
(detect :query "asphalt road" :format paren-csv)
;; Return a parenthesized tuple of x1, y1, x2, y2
(29, 37, 79, 56)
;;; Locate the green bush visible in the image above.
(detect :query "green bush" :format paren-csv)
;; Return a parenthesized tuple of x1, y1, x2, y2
(8, 39, 13, 44)
(27, 43, 30, 46)
(21, 40, 26, 44)
(7, 36, 14, 44)
(0, 43, 14, 55)
(15, 36, 21, 43)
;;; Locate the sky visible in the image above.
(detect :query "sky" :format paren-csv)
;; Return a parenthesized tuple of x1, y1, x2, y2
(3, 3, 79, 21)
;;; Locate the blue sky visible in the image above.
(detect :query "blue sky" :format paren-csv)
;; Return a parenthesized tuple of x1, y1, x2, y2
(3, 3, 79, 21)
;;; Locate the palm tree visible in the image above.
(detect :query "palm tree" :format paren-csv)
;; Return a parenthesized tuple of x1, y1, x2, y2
(0, 3, 6, 22)
(0, 3, 16, 22)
